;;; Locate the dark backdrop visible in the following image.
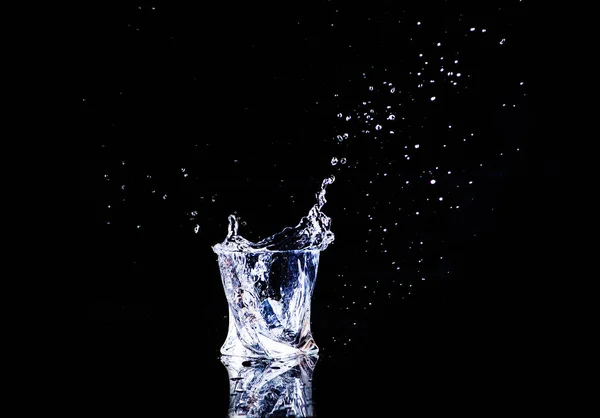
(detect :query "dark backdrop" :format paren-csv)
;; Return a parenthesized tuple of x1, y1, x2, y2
(77, 1, 546, 415)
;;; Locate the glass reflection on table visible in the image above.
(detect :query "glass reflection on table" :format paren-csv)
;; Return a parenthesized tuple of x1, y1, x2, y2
(220, 354, 318, 417)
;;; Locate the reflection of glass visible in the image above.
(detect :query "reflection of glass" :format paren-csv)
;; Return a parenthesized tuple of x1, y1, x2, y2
(214, 250, 320, 358)
(221, 354, 318, 418)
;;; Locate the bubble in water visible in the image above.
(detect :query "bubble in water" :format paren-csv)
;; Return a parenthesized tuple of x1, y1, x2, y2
(194, 224, 200, 233)
(340, 158, 347, 164)
(375, 124, 382, 130)
(369, 86, 374, 91)
(343, 133, 349, 139)
(387, 115, 395, 120)
(430, 179, 436, 184)
(331, 157, 339, 166)
(390, 87, 395, 93)
(337, 135, 344, 142)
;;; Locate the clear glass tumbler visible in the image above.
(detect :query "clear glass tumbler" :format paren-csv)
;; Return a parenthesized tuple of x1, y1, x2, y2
(214, 249, 320, 358)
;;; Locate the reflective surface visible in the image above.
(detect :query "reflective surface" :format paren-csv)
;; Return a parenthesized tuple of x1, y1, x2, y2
(221, 354, 318, 417)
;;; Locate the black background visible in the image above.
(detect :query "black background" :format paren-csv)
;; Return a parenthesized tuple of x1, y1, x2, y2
(77, 1, 550, 415)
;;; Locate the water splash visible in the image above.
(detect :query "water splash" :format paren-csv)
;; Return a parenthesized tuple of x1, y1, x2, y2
(213, 175, 336, 253)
